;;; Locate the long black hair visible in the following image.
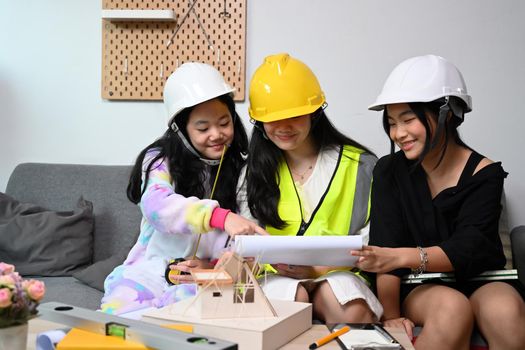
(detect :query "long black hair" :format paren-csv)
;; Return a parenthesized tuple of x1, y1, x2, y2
(127, 94, 248, 212)
(382, 97, 468, 169)
(247, 108, 374, 228)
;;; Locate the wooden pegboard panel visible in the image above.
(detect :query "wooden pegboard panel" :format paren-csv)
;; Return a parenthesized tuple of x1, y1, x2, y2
(102, 0, 246, 101)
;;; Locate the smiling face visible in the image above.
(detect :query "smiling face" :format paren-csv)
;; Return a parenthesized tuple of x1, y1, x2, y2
(186, 98, 234, 160)
(386, 103, 435, 160)
(263, 114, 313, 152)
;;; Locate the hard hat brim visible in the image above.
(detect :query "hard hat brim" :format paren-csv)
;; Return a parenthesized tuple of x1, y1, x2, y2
(167, 87, 236, 124)
(249, 101, 324, 123)
(368, 93, 472, 113)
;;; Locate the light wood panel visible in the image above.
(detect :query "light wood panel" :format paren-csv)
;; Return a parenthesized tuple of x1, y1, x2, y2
(101, 0, 246, 101)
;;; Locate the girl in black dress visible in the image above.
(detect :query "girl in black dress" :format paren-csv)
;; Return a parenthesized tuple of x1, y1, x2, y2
(352, 55, 525, 350)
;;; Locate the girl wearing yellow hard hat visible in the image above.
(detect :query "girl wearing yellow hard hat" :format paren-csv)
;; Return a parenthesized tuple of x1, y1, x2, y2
(240, 53, 383, 323)
(352, 55, 525, 348)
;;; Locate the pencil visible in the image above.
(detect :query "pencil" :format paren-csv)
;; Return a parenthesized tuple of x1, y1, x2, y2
(309, 325, 350, 349)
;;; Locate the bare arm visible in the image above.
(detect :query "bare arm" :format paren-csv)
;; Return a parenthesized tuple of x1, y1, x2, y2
(377, 273, 401, 320)
(351, 245, 453, 274)
(377, 273, 415, 339)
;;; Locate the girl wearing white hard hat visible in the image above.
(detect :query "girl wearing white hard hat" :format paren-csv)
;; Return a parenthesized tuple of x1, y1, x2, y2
(352, 55, 525, 349)
(101, 62, 267, 315)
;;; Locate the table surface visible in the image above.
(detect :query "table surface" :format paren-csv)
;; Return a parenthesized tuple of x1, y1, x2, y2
(28, 318, 415, 350)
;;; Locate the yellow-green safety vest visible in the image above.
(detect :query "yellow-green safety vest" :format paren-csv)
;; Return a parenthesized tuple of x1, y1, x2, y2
(266, 145, 375, 237)
(261, 145, 376, 281)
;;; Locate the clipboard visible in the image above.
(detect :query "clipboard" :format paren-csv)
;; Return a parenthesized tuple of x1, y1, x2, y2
(401, 269, 518, 284)
(328, 323, 403, 350)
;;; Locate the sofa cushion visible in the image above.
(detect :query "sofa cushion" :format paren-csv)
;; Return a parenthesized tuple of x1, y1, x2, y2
(39, 276, 103, 310)
(73, 254, 125, 292)
(5, 163, 141, 263)
(0, 192, 94, 276)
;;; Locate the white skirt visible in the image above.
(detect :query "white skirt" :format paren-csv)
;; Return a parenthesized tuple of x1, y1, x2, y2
(259, 271, 383, 320)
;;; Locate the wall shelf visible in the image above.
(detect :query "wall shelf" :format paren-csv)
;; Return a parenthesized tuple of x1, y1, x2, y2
(101, 9, 176, 21)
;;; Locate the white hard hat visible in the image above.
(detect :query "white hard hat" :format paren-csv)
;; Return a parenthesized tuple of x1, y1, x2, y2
(163, 62, 235, 125)
(369, 55, 472, 113)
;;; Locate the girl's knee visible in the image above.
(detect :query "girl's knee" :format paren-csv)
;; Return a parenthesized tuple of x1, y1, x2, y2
(295, 284, 309, 303)
(433, 297, 473, 329)
(444, 294, 472, 314)
(428, 290, 471, 315)
(419, 299, 473, 350)
(407, 286, 473, 328)
(315, 298, 374, 324)
(343, 299, 375, 323)
(471, 283, 525, 323)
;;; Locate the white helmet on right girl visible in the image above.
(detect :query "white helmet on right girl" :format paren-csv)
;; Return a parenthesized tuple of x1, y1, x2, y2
(369, 54, 472, 115)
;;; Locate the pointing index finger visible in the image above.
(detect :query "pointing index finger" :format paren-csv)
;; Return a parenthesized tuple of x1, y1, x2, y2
(254, 226, 269, 235)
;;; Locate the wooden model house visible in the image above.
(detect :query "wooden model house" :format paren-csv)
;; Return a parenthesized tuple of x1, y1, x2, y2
(185, 252, 277, 319)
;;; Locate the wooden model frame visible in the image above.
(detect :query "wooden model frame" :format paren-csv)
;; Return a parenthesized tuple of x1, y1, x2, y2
(184, 252, 277, 319)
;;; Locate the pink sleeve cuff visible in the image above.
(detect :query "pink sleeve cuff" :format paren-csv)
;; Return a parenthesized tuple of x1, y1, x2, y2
(210, 207, 231, 230)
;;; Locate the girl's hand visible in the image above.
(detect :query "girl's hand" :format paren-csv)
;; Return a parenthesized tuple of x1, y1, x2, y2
(273, 264, 316, 279)
(169, 258, 212, 284)
(223, 212, 269, 237)
(350, 245, 401, 273)
(383, 317, 415, 340)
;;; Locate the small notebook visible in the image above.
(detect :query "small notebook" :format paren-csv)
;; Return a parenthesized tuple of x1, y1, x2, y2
(330, 323, 402, 350)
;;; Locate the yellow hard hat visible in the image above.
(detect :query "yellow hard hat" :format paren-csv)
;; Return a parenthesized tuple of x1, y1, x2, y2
(248, 53, 326, 123)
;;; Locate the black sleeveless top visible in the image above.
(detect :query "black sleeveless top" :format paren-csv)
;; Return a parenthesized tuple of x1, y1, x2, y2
(369, 150, 508, 282)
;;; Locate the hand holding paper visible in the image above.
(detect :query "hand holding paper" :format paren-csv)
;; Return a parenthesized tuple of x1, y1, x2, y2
(351, 245, 404, 273)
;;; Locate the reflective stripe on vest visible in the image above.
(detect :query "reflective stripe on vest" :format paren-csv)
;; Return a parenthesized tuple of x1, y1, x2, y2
(266, 145, 374, 237)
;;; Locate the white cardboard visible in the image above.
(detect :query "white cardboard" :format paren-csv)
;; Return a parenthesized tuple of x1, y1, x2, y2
(143, 299, 312, 350)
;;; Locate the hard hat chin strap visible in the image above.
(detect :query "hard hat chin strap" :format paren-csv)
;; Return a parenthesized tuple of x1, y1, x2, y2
(430, 98, 450, 151)
(170, 121, 221, 166)
(430, 97, 464, 150)
(448, 97, 465, 124)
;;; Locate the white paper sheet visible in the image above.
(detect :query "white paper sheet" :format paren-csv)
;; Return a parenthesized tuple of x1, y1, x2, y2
(233, 235, 362, 266)
(339, 329, 396, 345)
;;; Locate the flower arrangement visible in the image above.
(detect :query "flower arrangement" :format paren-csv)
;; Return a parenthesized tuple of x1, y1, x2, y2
(0, 262, 45, 328)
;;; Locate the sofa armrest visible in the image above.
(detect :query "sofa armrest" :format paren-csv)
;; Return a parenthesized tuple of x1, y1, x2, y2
(510, 225, 525, 285)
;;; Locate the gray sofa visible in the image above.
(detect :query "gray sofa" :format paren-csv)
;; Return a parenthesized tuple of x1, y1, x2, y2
(3, 163, 141, 310)
(2, 162, 524, 315)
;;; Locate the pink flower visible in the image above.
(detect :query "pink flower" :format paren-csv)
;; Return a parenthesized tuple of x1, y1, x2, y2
(0, 275, 15, 287)
(0, 262, 45, 327)
(25, 280, 46, 301)
(0, 288, 12, 308)
(0, 263, 15, 275)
